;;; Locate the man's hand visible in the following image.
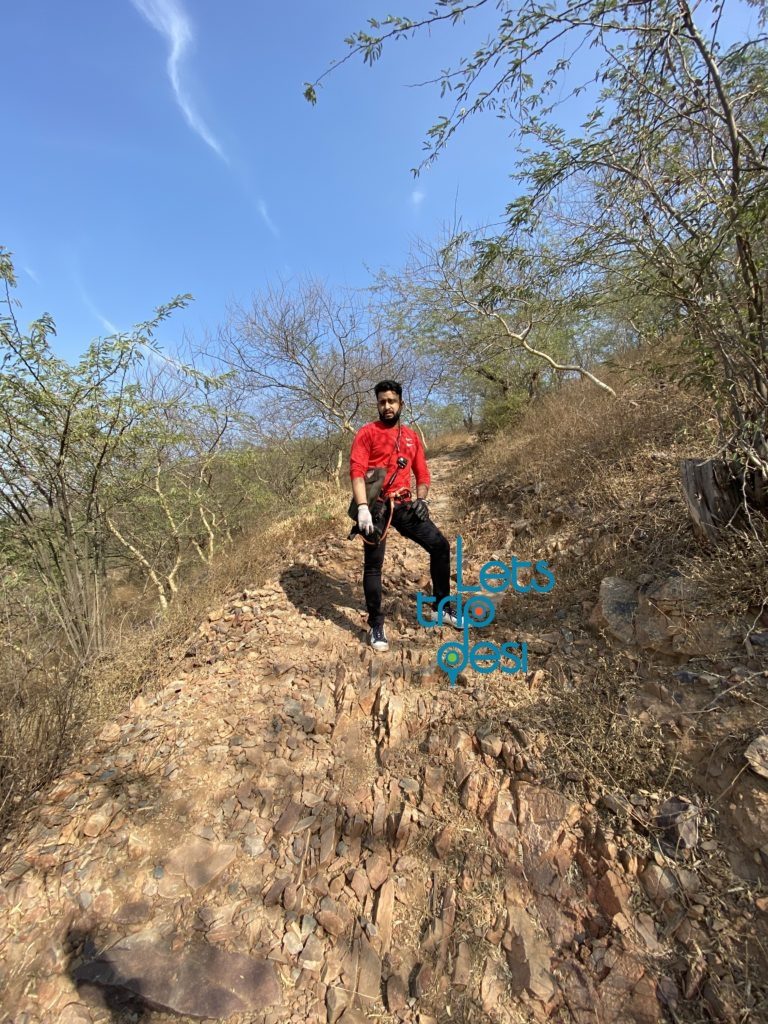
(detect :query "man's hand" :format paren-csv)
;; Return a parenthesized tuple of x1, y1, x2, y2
(410, 498, 430, 521)
(357, 503, 375, 535)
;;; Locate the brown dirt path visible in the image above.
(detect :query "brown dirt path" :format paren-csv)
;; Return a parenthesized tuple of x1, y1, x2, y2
(0, 440, 664, 1024)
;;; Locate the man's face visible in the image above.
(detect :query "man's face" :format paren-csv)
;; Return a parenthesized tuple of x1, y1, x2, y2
(377, 389, 402, 425)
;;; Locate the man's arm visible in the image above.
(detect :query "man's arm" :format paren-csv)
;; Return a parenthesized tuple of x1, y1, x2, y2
(353, 475, 375, 534)
(350, 426, 371, 502)
(411, 432, 431, 500)
(351, 476, 368, 505)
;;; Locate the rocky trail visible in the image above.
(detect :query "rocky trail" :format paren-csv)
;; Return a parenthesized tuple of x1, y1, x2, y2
(2, 442, 767, 1024)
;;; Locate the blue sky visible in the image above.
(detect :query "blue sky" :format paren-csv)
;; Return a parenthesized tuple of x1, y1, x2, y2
(3, 1, 761, 361)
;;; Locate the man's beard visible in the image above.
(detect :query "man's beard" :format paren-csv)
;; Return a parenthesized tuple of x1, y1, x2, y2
(378, 409, 401, 425)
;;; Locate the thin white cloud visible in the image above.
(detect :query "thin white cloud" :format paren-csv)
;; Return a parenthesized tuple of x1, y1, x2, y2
(257, 199, 280, 238)
(98, 312, 120, 335)
(129, 0, 279, 238)
(90, 303, 120, 335)
(77, 281, 119, 335)
(130, 0, 227, 163)
(411, 190, 425, 207)
(23, 265, 40, 284)
(79, 286, 190, 368)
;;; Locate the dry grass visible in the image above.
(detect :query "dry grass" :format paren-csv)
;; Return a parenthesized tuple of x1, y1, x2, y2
(459, 350, 765, 645)
(424, 429, 476, 458)
(0, 650, 84, 834)
(447, 348, 765, 789)
(0, 480, 344, 849)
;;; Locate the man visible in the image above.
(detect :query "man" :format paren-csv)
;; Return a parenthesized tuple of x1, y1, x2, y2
(349, 380, 458, 652)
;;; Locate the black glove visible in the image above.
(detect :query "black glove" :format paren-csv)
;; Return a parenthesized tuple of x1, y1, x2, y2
(410, 498, 430, 521)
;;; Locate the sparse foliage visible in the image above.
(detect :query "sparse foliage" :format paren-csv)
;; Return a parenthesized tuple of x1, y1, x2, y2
(371, 228, 616, 433)
(0, 249, 193, 658)
(314, 0, 768, 509)
(213, 277, 448, 470)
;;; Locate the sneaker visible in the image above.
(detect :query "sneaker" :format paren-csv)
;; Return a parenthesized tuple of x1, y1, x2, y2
(369, 624, 389, 652)
(424, 608, 463, 629)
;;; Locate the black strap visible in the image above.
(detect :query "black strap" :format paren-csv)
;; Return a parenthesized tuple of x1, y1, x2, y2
(380, 424, 405, 497)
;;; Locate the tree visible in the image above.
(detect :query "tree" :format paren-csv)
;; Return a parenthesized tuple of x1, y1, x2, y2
(310, 0, 768, 515)
(217, 279, 403, 434)
(371, 227, 616, 433)
(0, 249, 196, 658)
(212, 277, 446, 471)
(0, 248, 262, 646)
(100, 355, 282, 610)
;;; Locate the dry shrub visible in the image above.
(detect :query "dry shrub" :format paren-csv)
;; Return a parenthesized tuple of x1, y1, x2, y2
(0, 650, 86, 830)
(450, 345, 767, 791)
(460, 348, 765, 626)
(0, 480, 344, 846)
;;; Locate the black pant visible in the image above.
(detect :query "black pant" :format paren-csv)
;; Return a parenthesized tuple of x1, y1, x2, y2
(363, 501, 450, 629)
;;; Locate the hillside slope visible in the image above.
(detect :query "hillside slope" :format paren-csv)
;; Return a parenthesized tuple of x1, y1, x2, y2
(1, 377, 767, 1024)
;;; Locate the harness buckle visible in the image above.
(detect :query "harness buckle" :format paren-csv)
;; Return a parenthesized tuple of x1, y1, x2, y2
(390, 488, 412, 504)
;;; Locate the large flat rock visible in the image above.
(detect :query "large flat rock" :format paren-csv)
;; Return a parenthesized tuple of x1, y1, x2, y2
(74, 930, 281, 1018)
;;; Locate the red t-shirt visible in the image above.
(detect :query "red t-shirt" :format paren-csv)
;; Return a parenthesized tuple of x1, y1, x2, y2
(349, 421, 430, 497)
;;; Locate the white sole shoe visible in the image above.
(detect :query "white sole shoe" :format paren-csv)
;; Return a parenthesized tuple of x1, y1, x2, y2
(424, 609, 463, 629)
(369, 629, 389, 652)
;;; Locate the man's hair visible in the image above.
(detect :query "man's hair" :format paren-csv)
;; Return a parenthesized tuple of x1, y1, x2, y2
(374, 379, 402, 399)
